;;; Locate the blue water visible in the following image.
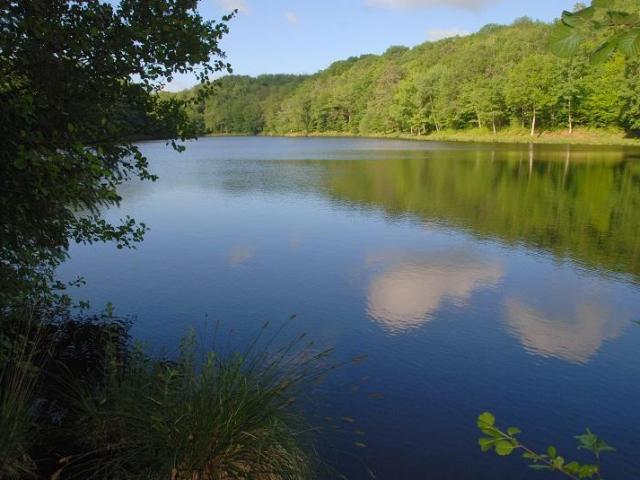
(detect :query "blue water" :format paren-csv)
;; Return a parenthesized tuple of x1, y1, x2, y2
(59, 137, 640, 479)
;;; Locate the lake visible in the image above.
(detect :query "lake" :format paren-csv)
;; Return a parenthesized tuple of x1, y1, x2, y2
(59, 137, 640, 479)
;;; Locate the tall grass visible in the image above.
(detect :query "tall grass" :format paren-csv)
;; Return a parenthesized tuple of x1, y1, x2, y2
(0, 303, 335, 479)
(61, 323, 335, 480)
(0, 306, 41, 479)
(0, 366, 37, 479)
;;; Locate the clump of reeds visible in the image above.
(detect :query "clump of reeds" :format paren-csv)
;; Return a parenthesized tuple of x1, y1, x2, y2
(60, 322, 334, 480)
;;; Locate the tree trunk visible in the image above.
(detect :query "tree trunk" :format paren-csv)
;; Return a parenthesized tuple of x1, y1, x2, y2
(476, 111, 482, 129)
(530, 108, 536, 137)
(492, 118, 497, 135)
(568, 98, 573, 134)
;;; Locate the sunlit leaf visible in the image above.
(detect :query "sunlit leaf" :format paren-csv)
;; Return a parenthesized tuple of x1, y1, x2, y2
(562, 7, 595, 27)
(590, 40, 617, 64)
(477, 412, 495, 429)
(549, 24, 583, 57)
(495, 440, 515, 456)
(478, 437, 495, 452)
(617, 29, 640, 57)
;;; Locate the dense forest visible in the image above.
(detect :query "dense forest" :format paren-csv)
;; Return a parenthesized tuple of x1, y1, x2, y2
(174, 14, 640, 137)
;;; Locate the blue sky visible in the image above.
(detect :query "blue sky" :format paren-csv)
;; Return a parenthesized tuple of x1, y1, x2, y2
(166, 0, 577, 90)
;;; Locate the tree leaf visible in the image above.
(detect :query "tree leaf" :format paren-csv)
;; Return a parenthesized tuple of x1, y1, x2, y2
(549, 24, 583, 57)
(562, 8, 595, 27)
(495, 440, 515, 456)
(590, 40, 617, 64)
(477, 412, 495, 429)
(552, 456, 565, 468)
(606, 10, 637, 26)
(617, 29, 640, 57)
(478, 437, 496, 452)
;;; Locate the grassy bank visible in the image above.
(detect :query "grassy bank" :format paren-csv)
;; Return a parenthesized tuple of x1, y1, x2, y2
(0, 307, 331, 480)
(238, 127, 640, 146)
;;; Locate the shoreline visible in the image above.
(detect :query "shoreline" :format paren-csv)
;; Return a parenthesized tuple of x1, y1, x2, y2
(206, 128, 640, 147)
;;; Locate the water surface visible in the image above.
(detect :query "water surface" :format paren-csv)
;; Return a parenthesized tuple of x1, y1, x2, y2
(60, 137, 640, 479)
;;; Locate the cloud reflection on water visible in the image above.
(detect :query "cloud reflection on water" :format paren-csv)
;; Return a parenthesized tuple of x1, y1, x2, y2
(366, 250, 503, 333)
(504, 296, 628, 364)
(227, 245, 257, 265)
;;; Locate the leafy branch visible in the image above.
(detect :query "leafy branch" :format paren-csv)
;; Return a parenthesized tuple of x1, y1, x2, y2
(550, 0, 640, 63)
(477, 412, 614, 479)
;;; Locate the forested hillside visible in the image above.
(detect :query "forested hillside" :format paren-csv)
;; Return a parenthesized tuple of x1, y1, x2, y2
(176, 15, 640, 137)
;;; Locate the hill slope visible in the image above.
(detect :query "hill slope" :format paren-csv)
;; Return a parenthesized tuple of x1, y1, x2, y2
(177, 17, 640, 138)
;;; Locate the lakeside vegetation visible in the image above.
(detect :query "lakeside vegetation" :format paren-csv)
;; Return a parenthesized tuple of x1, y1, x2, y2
(174, 2, 640, 144)
(0, 2, 326, 478)
(258, 127, 640, 145)
(1, 307, 329, 479)
(2, 0, 640, 478)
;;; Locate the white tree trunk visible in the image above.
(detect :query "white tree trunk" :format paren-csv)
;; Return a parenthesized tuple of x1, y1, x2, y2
(530, 108, 536, 137)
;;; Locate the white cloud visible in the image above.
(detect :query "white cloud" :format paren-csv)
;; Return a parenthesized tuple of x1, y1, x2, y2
(284, 11, 298, 25)
(426, 27, 470, 41)
(216, 0, 249, 13)
(366, 0, 499, 10)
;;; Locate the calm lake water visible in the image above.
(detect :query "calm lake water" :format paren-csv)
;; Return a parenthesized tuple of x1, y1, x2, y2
(59, 137, 640, 479)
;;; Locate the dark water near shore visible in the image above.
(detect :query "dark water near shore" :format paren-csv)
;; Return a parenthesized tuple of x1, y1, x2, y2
(59, 137, 640, 479)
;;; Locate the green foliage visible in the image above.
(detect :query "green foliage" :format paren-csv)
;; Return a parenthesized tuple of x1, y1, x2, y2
(550, 0, 640, 63)
(0, 367, 36, 479)
(575, 429, 616, 458)
(477, 412, 613, 479)
(60, 325, 333, 480)
(184, 18, 640, 138)
(0, 0, 233, 306)
(172, 75, 306, 135)
(1, 304, 332, 479)
(319, 151, 640, 278)
(0, 315, 40, 479)
(504, 54, 560, 134)
(0, 301, 132, 478)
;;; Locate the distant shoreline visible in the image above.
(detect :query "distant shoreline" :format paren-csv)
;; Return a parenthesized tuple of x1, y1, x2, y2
(204, 128, 640, 147)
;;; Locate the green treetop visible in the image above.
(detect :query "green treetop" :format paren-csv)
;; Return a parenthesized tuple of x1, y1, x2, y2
(0, 0, 234, 304)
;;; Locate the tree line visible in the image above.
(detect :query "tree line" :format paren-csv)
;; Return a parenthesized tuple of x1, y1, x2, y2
(177, 12, 640, 137)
